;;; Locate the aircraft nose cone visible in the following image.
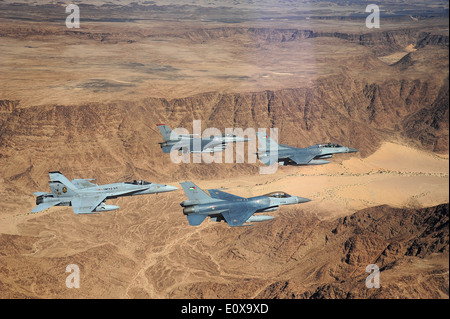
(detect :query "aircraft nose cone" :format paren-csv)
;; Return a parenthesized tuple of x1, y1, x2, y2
(152, 184, 178, 193)
(164, 185, 178, 192)
(296, 196, 312, 204)
(347, 148, 359, 153)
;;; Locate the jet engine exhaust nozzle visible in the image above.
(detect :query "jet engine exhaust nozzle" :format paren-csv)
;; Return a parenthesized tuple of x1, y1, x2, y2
(183, 206, 196, 215)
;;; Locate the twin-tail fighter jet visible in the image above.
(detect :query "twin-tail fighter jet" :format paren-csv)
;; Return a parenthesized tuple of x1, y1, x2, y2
(31, 171, 177, 214)
(179, 181, 311, 227)
(156, 124, 249, 154)
(256, 132, 358, 166)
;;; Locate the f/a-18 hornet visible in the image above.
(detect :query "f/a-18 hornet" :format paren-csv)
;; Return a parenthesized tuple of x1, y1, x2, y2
(257, 132, 358, 166)
(180, 181, 311, 227)
(32, 171, 178, 214)
(156, 124, 249, 154)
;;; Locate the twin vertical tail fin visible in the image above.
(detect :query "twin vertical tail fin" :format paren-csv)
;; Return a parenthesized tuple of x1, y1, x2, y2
(48, 171, 78, 197)
(31, 171, 76, 213)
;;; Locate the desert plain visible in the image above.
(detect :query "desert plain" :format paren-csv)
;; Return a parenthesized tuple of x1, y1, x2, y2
(0, 0, 448, 299)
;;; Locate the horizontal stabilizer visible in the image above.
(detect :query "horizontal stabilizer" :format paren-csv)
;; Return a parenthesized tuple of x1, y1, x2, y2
(33, 192, 51, 197)
(162, 146, 173, 153)
(31, 201, 61, 213)
(186, 214, 208, 226)
(258, 154, 279, 166)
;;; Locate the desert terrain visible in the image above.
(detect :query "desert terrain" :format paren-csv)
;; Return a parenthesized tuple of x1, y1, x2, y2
(0, 0, 448, 299)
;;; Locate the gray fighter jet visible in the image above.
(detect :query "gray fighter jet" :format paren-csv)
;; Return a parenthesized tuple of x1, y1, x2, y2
(31, 171, 178, 214)
(156, 124, 249, 154)
(257, 132, 358, 166)
(180, 181, 311, 227)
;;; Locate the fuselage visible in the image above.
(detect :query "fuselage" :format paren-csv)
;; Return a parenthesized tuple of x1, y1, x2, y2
(277, 143, 358, 165)
(161, 135, 249, 153)
(74, 181, 176, 199)
(32, 172, 178, 214)
(181, 194, 309, 216)
(36, 181, 177, 207)
(179, 181, 312, 226)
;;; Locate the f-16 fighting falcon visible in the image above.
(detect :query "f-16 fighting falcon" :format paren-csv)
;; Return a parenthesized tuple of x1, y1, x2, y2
(256, 132, 358, 166)
(180, 181, 311, 227)
(31, 171, 178, 214)
(156, 124, 249, 154)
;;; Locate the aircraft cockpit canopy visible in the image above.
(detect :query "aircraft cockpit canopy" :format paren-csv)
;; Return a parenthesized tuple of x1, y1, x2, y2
(263, 191, 292, 198)
(126, 180, 151, 185)
(317, 143, 343, 148)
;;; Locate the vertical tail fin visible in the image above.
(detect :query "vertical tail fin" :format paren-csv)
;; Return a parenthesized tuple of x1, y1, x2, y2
(180, 181, 216, 204)
(256, 132, 280, 165)
(156, 124, 178, 142)
(256, 132, 279, 153)
(48, 171, 78, 197)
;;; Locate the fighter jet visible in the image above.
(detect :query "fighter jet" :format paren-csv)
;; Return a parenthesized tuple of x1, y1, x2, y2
(179, 181, 311, 227)
(257, 132, 358, 166)
(31, 171, 178, 214)
(156, 124, 249, 154)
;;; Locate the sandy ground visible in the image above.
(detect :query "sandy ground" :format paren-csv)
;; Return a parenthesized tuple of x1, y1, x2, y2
(378, 43, 417, 64)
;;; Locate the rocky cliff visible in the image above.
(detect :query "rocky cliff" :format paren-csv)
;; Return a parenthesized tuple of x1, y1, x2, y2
(0, 71, 447, 191)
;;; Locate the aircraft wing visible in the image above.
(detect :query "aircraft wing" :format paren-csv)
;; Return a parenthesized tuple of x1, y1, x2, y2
(221, 208, 257, 227)
(287, 153, 316, 165)
(208, 189, 245, 201)
(31, 201, 61, 213)
(71, 195, 107, 214)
